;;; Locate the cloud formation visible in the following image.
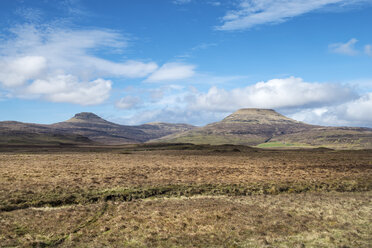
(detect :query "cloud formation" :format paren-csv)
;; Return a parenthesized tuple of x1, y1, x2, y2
(0, 56, 47, 87)
(329, 38, 359, 55)
(365, 45, 372, 56)
(0, 24, 159, 105)
(0, 24, 158, 80)
(116, 96, 142, 109)
(290, 93, 372, 127)
(117, 76, 372, 127)
(27, 74, 112, 105)
(145, 62, 196, 82)
(217, 0, 372, 31)
(173, 0, 192, 4)
(188, 77, 356, 112)
(328, 39, 372, 57)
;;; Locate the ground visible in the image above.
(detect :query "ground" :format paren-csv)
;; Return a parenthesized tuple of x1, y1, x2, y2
(0, 144, 371, 247)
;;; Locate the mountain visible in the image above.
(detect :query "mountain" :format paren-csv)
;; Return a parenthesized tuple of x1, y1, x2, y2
(1, 110, 371, 149)
(154, 109, 315, 145)
(154, 108, 372, 149)
(51, 112, 149, 144)
(0, 113, 196, 145)
(51, 112, 195, 144)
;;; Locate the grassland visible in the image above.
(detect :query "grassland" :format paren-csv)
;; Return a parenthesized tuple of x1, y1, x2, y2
(156, 134, 267, 146)
(0, 144, 371, 247)
(255, 141, 313, 148)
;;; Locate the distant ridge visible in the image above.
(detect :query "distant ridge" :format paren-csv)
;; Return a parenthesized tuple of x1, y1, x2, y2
(0, 112, 196, 145)
(52, 112, 196, 144)
(155, 108, 372, 149)
(0, 109, 371, 149)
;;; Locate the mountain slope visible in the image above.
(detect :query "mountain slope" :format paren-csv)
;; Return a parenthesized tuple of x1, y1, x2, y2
(1, 110, 371, 148)
(51, 113, 195, 144)
(0, 121, 92, 145)
(154, 108, 372, 149)
(270, 126, 372, 149)
(0, 113, 196, 145)
(154, 109, 315, 145)
(51, 113, 150, 144)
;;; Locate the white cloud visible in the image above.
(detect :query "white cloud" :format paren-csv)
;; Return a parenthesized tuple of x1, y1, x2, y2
(173, 0, 192, 4)
(188, 77, 355, 112)
(145, 62, 196, 82)
(208, 1, 221, 6)
(365, 44, 372, 56)
(344, 93, 372, 124)
(86, 59, 158, 78)
(0, 56, 47, 87)
(117, 107, 225, 126)
(0, 23, 160, 105)
(191, 43, 217, 51)
(290, 93, 372, 127)
(150, 89, 165, 101)
(15, 7, 43, 22)
(0, 24, 158, 80)
(27, 74, 112, 105)
(217, 0, 372, 31)
(116, 76, 372, 128)
(329, 38, 359, 55)
(116, 96, 142, 109)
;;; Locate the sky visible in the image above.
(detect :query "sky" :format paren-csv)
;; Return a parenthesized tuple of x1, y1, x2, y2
(0, 0, 372, 127)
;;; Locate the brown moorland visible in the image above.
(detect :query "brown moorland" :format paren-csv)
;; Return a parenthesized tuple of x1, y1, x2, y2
(0, 144, 371, 247)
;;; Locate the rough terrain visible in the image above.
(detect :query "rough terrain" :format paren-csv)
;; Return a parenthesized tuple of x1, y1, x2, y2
(0, 144, 371, 247)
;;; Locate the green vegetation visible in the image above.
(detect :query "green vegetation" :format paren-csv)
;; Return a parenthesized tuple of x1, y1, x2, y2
(272, 129, 372, 149)
(160, 134, 265, 146)
(2, 180, 372, 212)
(256, 141, 311, 148)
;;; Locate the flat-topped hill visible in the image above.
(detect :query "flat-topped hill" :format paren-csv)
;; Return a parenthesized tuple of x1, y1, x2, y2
(155, 108, 372, 149)
(65, 112, 111, 124)
(222, 108, 300, 124)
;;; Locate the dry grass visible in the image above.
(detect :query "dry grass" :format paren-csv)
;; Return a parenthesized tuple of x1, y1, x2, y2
(0, 145, 371, 247)
(1, 193, 371, 247)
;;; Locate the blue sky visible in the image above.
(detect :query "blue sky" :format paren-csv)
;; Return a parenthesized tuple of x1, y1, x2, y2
(0, 0, 372, 127)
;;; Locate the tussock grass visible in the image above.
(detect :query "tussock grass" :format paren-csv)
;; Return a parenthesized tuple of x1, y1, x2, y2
(1, 181, 371, 212)
(1, 193, 371, 247)
(0, 146, 371, 247)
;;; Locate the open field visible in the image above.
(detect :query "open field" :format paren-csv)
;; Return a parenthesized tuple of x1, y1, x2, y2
(0, 144, 371, 247)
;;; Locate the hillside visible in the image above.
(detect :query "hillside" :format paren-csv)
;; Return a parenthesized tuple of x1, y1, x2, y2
(154, 108, 372, 149)
(0, 121, 92, 145)
(52, 113, 195, 144)
(51, 113, 150, 144)
(1, 109, 371, 148)
(154, 109, 315, 145)
(269, 126, 372, 149)
(0, 113, 196, 145)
